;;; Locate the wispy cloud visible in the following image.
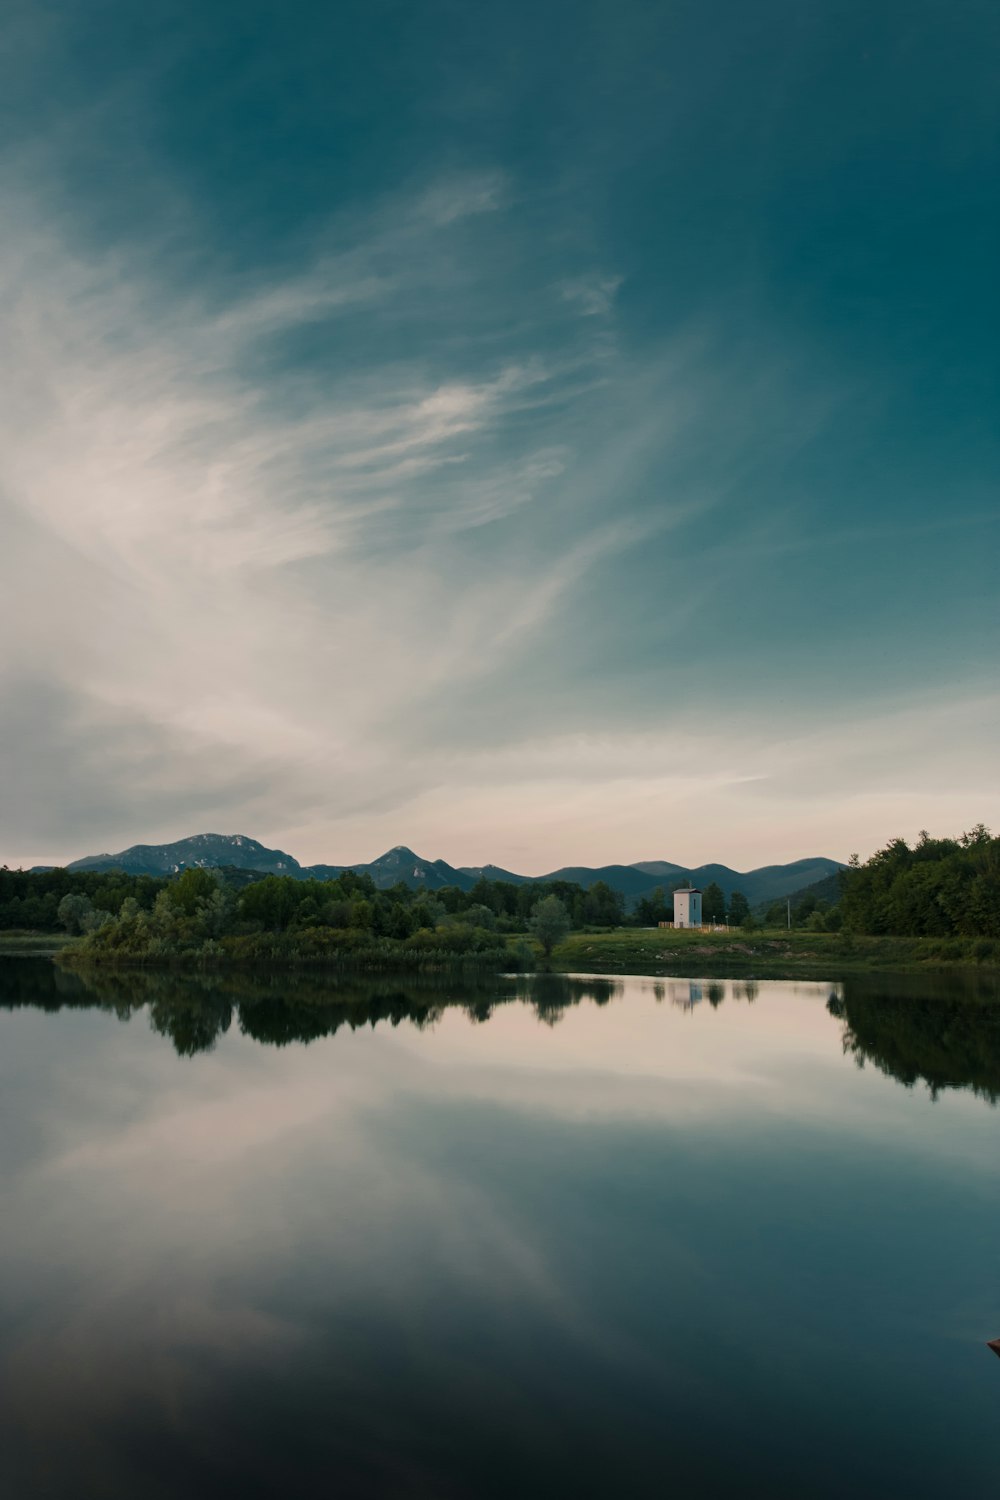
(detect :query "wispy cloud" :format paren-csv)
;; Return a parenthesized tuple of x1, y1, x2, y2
(560, 274, 623, 317)
(2, 38, 994, 874)
(4, 160, 993, 873)
(0, 160, 684, 862)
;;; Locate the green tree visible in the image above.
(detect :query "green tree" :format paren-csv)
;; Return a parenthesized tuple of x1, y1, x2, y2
(58, 892, 94, 935)
(702, 881, 726, 923)
(635, 886, 669, 926)
(169, 867, 219, 918)
(239, 874, 300, 930)
(581, 881, 625, 927)
(839, 827, 1000, 937)
(792, 893, 819, 926)
(529, 895, 572, 958)
(462, 903, 497, 931)
(727, 889, 750, 926)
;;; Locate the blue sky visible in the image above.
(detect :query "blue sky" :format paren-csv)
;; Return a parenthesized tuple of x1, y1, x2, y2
(1, 0, 997, 871)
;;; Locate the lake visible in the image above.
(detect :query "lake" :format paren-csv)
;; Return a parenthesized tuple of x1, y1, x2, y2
(2, 960, 999, 1498)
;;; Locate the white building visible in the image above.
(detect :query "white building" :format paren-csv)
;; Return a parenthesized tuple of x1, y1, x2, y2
(673, 888, 702, 929)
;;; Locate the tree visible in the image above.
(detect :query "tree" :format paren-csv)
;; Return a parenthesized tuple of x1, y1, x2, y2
(169, 867, 219, 918)
(458, 903, 497, 931)
(727, 890, 750, 926)
(792, 893, 818, 926)
(58, 892, 94, 934)
(702, 881, 726, 924)
(836, 826, 1000, 937)
(239, 874, 300, 930)
(581, 880, 625, 927)
(529, 896, 572, 958)
(635, 886, 669, 926)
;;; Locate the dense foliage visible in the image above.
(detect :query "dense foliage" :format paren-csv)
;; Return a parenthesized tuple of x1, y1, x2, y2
(838, 827, 1000, 938)
(30, 863, 643, 967)
(8, 824, 998, 951)
(0, 866, 168, 931)
(0, 864, 631, 949)
(51, 866, 530, 968)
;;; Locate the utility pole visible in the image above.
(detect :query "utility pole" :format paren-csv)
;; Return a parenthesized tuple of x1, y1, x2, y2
(787, 898, 791, 930)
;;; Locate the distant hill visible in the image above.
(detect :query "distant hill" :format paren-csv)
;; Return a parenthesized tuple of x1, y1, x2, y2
(541, 857, 843, 909)
(758, 869, 844, 916)
(64, 833, 302, 877)
(459, 863, 529, 886)
(48, 833, 844, 908)
(682, 858, 845, 909)
(314, 846, 477, 892)
(805, 870, 846, 907)
(542, 864, 671, 901)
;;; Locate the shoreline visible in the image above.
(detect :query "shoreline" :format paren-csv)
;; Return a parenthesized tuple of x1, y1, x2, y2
(2, 927, 999, 981)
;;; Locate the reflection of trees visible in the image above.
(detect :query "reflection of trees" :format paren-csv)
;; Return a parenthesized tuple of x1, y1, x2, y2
(149, 987, 233, 1057)
(6, 966, 629, 1057)
(0, 958, 97, 1012)
(18, 963, 1000, 1099)
(506, 973, 623, 1027)
(829, 973, 1000, 1103)
(239, 988, 449, 1047)
(509, 973, 622, 1007)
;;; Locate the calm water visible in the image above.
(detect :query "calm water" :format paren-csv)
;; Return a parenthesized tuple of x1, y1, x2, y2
(2, 961, 1000, 1499)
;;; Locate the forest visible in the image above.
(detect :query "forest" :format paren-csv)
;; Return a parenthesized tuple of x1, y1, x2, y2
(0, 863, 764, 937)
(37, 867, 535, 968)
(2, 825, 998, 961)
(837, 827, 1000, 939)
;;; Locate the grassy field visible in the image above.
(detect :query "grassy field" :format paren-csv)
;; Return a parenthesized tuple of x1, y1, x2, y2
(547, 928, 1000, 977)
(0, 931, 76, 957)
(3, 926, 998, 978)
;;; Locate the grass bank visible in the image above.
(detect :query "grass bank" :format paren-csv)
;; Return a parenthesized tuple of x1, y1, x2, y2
(8, 926, 999, 980)
(54, 929, 533, 974)
(548, 928, 1000, 978)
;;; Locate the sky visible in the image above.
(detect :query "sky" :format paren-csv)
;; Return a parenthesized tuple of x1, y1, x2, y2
(1, 0, 997, 874)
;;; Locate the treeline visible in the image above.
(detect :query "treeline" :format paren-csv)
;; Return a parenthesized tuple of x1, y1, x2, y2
(54, 866, 541, 968)
(839, 827, 1000, 938)
(10, 826, 997, 947)
(43, 866, 645, 967)
(0, 864, 634, 937)
(0, 863, 814, 938)
(0, 866, 168, 931)
(0, 862, 835, 938)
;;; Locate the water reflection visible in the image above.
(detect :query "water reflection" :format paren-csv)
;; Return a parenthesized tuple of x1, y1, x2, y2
(2, 964, 629, 1055)
(3, 959, 1000, 1498)
(4, 962, 1000, 1105)
(830, 971, 1000, 1103)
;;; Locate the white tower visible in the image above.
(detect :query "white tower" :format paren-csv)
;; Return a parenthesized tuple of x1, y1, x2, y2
(673, 888, 702, 929)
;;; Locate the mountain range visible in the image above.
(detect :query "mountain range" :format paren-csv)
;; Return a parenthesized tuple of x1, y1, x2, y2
(34, 833, 845, 910)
